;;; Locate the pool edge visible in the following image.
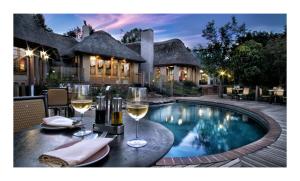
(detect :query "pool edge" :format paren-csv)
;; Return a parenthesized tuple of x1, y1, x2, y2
(155, 99, 282, 166)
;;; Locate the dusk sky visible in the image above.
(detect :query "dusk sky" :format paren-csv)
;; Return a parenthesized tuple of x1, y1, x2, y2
(44, 14, 286, 48)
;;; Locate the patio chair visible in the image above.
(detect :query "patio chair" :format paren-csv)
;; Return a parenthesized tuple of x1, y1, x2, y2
(47, 88, 69, 117)
(226, 87, 234, 99)
(259, 88, 271, 103)
(237, 87, 250, 100)
(274, 88, 285, 103)
(14, 96, 48, 133)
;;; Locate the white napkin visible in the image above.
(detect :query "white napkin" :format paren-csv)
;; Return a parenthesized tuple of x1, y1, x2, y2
(42, 116, 76, 127)
(39, 138, 113, 167)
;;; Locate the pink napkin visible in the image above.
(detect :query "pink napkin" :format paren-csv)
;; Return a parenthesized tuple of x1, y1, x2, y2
(42, 116, 75, 127)
(39, 138, 113, 167)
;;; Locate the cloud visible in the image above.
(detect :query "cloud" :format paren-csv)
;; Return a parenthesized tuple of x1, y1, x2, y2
(76, 14, 186, 31)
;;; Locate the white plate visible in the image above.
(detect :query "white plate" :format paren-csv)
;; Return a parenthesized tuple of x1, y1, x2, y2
(40, 122, 82, 130)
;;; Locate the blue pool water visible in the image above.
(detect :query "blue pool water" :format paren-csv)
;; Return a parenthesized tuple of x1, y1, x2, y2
(147, 102, 267, 158)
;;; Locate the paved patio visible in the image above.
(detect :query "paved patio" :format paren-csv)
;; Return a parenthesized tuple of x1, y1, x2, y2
(154, 95, 287, 167)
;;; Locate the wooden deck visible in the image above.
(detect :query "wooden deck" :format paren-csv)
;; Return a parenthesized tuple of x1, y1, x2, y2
(157, 96, 287, 167)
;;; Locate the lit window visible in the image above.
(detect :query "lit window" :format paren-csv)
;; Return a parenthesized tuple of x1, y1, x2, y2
(166, 66, 174, 81)
(90, 56, 96, 75)
(13, 47, 27, 75)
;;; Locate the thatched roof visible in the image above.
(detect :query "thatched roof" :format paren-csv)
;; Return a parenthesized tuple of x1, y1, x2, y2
(126, 39, 200, 67)
(70, 31, 145, 62)
(14, 14, 77, 56)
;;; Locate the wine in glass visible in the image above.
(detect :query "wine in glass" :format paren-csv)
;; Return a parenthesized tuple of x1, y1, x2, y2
(71, 84, 93, 137)
(126, 87, 149, 148)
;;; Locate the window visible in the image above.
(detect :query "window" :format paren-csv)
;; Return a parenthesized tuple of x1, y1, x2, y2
(155, 67, 160, 79)
(121, 63, 130, 77)
(105, 60, 111, 76)
(179, 67, 187, 81)
(112, 60, 118, 77)
(166, 66, 174, 81)
(97, 59, 104, 77)
(90, 56, 96, 75)
(14, 47, 27, 75)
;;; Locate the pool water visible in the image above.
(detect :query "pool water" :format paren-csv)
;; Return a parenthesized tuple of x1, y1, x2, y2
(147, 102, 267, 158)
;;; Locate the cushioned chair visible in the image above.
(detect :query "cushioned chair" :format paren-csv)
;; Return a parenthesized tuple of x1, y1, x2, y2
(274, 88, 285, 103)
(226, 87, 234, 99)
(47, 88, 69, 117)
(237, 87, 250, 100)
(14, 96, 48, 133)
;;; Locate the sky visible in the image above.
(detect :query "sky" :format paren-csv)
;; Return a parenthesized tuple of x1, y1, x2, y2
(44, 14, 286, 48)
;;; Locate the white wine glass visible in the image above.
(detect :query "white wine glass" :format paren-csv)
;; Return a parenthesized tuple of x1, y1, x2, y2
(126, 87, 149, 148)
(71, 84, 93, 137)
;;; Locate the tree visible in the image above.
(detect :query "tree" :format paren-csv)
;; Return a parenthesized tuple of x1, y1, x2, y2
(263, 36, 286, 87)
(121, 28, 142, 43)
(34, 14, 53, 32)
(64, 26, 82, 38)
(237, 31, 280, 47)
(231, 40, 264, 86)
(196, 16, 246, 97)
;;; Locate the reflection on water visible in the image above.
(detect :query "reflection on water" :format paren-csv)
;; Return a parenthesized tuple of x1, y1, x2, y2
(147, 103, 266, 158)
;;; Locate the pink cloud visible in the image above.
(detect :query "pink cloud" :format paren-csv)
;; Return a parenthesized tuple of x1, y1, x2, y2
(76, 14, 185, 31)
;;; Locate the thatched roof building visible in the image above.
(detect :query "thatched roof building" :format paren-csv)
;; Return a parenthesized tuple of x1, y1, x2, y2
(126, 39, 200, 67)
(14, 14, 144, 62)
(70, 31, 145, 62)
(14, 14, 77, 56)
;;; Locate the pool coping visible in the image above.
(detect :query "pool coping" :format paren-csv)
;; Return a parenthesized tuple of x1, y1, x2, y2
(155, 99, 282, 166)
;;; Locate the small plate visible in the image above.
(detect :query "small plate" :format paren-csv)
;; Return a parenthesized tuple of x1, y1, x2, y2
(53, 140, 110, 167)
(40, 122, 82, 130)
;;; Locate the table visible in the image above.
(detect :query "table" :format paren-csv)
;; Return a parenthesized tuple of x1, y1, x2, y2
(232, 88, 243, 99)
(14, 114, 174, 167)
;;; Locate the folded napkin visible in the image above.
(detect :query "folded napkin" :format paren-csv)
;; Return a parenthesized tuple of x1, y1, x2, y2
(43, 116, 76, 127)
(39, 138, 113, 167)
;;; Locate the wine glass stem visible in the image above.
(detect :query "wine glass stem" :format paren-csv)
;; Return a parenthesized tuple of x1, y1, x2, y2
(136, 119, 139, 139)
(80, 113, 85, 131)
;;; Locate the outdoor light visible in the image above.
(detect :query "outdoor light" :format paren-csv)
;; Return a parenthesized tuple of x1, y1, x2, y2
(220, 70, 225, 76)
(25, 48, 33, 57)
(44, 54, 49, 60)
(200, 69, 204, 73)
(40, 50, 46, 57)
(227, 74, 231, 78)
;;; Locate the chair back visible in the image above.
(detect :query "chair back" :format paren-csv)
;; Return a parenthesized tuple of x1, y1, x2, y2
(47, 88, 68, 106)
(14, 96, 47, 133)
(243, 88, 250, 95)
(275, 89, 284, 96)
(226, 87, 233, 94)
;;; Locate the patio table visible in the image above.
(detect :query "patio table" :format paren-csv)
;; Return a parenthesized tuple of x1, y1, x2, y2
(14, 114, 174, 167)
(232, 88, 243, 99)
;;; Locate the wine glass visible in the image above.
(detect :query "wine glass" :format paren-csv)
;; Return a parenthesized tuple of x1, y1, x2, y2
(126, 87, 149, 148)
(71, 84, 93, 137)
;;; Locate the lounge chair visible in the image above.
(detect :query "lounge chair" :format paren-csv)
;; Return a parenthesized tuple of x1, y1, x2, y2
(226, 87, 234, 99)
(237, 87, 250, 100)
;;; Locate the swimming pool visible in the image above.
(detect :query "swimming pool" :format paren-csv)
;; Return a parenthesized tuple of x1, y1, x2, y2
(147, 101, 267, 158)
